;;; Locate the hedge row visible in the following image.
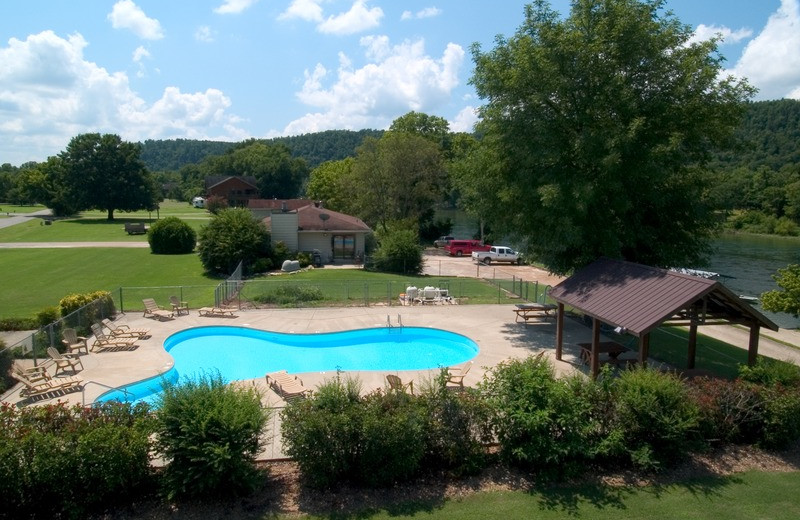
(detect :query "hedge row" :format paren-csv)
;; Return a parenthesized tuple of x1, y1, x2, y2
(281, 356, 800, 487)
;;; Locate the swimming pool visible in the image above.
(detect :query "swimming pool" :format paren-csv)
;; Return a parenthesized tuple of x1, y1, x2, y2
(98, 325, 479, 404)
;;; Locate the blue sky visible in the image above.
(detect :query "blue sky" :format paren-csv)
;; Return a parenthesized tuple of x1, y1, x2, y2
(1, 0, 798, 166)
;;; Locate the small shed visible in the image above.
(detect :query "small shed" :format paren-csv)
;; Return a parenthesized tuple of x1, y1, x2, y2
(548, 257, 779, 377)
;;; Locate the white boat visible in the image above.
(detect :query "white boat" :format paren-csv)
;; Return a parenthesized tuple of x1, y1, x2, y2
(670, 267, 720, 279)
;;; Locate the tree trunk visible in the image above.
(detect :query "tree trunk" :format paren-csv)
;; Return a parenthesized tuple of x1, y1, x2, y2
(107, 208, 114, 220)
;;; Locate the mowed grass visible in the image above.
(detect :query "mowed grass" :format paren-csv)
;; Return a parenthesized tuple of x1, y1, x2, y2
(0, 200, 211, 242)
(306, 471, 800, 520)
(0, 248, 218, 318)
(0, 203, 47, 214)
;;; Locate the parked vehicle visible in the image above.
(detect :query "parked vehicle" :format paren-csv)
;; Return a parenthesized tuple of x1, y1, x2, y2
(445, 240, 491, 257)
(434, 235, 455, 248)
(472, 246, 521, 265)
(191, 196, 205, 208)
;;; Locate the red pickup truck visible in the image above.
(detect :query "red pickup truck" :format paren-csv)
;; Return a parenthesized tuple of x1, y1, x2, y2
(444, 240, 491, 257)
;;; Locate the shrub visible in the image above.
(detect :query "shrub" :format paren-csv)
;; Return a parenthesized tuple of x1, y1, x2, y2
(479, 354, 594, 477)
(59, 290, 116, 333)
(358, 390, 426, 486)
(198, 208, 272, 276)
(0, 317, 38, 331)
(759, 385, 800, 449)
(613, 368, 700, 469)
(739, 357, 800, 388)
(0, 401, 155, 519)
(154, 372, 269, 500)
(36, 305, 60, 328)
(371, 227, 423, 274)
(282, 375, 362, 488)
(418, 369, 492, 476)
(251, 257, 273, 274)
(205, 194, 228, 214)
(253, 285, 324, 306)
(687, 377, 765, 444)
(0, 346, 12, 393)
(147, 216, 196, 254)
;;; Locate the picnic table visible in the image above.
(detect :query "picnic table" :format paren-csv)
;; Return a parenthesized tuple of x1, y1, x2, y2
(514, 303, 557, 324)
(577, 341, 630, 365)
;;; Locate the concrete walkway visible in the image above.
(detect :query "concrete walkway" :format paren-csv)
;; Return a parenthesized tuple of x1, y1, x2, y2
(0, 208, 52, 229)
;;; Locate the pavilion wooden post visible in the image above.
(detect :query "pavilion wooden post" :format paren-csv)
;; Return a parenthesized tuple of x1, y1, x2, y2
(591, 317, 601, 378)
(638, 333, 649, 367)
(687, 321, 698, 370)
(748, 323, 761, 365)
(555, 303, 564, 360)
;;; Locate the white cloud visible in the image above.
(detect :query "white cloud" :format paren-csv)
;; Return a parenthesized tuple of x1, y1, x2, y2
(284, 36, 464, 135)
(107, 0, 164, 40)
(727, 0, 800, 100)
(0, 31, 246, 164)
(401, 7, 442, 21)
(688, 24, 753, 46)
(195, 25, 215, 43)
(132, 46, 150, 62)
(214, 0, 259, 15)
(450, 106, 477, 133)
(279, 0, 324, 22)
(318, 0, 383, 35)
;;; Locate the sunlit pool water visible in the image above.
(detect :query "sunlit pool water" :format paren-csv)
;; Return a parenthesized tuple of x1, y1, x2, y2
(98, 325, 479, 405)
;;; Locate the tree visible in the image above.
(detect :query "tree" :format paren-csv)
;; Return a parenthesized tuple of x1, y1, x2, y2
(469, 0, 754, 274)
(305, 157, 356, 213)
(351, 132, 444, 231)
(761, 264, 800, 317)
(371, 224, 424, 275)
(390, 111, 451, 153)
(148, 217, 196, 254)
(57, 133, 158, 220)
(197, 208, 271, 275)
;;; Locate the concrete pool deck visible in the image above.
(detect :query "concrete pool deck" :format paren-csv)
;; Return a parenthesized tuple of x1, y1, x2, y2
(5, 304, 604, 408)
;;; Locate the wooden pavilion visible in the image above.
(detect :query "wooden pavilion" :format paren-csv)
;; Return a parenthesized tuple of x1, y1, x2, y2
(548, 257, 779, 378)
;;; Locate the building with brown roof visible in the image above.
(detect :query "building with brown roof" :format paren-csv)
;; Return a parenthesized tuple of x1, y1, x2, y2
(548, 257, 778, 377)
(261, 201, 372, 263)
(204, 176, 259, 207)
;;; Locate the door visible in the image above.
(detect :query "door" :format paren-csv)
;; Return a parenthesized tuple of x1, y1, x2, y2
(332, 234, 355, 259)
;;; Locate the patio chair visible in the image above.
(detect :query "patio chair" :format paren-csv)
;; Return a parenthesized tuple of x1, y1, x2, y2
(11, 366, 82, 398)
(101, 318, 150, 338)
(47, 346, 83, 375)
(446, 361, 473, 388)
(61, 328, 89, 355)
(142, 298, 174, 320)
(198, 306, 237, 317)
(386, 374, 414, 394)
(265, 370, 312, 400)
(169, 296, 189, 316)
(89, 323, 138, 352)
(14, 363, 50, 383)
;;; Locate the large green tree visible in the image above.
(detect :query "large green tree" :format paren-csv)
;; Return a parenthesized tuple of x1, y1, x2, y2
(57, 133, 158, 220)
(351, 132, 444, 231)
(305, 157, 356, 213)
(469, 0, 754, 274)
(197, 208, 271, 275)
(761, 264, 800, 317)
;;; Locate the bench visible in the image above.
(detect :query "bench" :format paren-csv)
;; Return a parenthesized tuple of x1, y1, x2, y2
(514, 303, 556, 324)
(124, 222, 148, 235)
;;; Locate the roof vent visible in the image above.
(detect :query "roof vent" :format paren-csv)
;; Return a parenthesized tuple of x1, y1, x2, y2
(281, 201, 288, 213)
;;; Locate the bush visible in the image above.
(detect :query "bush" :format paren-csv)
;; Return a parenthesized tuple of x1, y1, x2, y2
(281, 375, 363, 489)
(358, 390, 426, 486)
(252, 285, 324, 306)
(0, 346, 13, 394)
(0, 401, 155, 519)
(739, 357, 800, 388)
(687, 377, 765, 444)
(59, 290, 116, 333)
(205, 194, 228, 214)
(371, 227, 423, 275)
(418, 369, 492, 476)
(0, 317, 38, 331)
(479, 355, 594, 477)
(148, 216, 196, 254)
(613, 368, 700, 469)
(759, 385, 800, 449)
(36, 305, 60, 328)
(198, 208, 272, 276)
(154, 372, 269, 500)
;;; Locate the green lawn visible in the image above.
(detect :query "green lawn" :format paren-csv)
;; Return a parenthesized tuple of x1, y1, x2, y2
(293, 471, 800, 520)
(0, 200, 211, 242)
(0, 203, 47, 214)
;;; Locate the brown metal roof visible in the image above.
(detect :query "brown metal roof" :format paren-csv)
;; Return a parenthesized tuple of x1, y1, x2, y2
(549, 257, 778, 336)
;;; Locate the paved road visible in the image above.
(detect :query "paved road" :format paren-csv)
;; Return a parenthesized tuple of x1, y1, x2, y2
(0, 208, 52, 229)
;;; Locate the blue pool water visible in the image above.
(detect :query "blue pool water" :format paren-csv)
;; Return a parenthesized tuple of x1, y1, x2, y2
(98, 326, 478, 405)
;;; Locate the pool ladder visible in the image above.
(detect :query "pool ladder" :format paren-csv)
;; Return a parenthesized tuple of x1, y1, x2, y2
(387, 314, 403, 328)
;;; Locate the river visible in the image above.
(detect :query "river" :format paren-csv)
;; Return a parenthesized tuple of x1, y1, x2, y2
(707, 233, 800, 329)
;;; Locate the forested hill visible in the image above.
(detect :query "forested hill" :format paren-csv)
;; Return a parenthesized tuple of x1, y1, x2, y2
(713, 99, 800, 171)
(139, 129, 384, 171)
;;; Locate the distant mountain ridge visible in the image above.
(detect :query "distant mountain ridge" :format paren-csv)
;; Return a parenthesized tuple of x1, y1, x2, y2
(139, 129, 384, 171)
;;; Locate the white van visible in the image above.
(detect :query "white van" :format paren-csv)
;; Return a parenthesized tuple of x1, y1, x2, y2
(191, 196, 205, 208)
